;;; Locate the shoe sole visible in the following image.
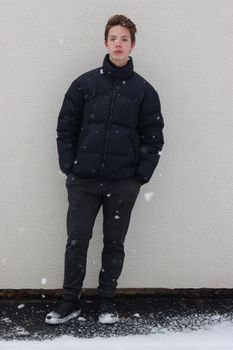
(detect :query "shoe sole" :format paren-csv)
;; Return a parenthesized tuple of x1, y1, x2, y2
(98, 313, 119, 324)
(45, 309, 81, 325)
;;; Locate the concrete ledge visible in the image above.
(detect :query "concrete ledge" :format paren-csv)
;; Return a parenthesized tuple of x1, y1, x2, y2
(1, 288, 233, 299)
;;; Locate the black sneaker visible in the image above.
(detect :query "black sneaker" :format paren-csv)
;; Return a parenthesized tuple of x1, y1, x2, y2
(98, 297, 119, 324)
(45, 299, 81, 325)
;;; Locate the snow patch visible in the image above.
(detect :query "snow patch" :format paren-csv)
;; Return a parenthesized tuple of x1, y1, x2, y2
(3, 321, 233, 349)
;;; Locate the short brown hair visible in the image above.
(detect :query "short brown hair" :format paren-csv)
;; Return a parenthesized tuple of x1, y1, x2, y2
(104, 15, 137, 43)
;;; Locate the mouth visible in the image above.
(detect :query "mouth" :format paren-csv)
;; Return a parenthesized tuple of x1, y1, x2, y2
(114, 51, 123, 54)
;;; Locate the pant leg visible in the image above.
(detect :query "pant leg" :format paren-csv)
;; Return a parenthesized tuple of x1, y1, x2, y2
(97, 178, 141, 298)
(63, 175, 102, 301)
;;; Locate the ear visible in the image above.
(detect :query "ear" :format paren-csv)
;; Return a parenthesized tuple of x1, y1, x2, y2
(131, 41, 136, 50)
(104, 40, 108, 48)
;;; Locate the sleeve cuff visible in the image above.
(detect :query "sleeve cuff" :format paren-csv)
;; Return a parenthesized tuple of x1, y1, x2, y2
(135, 174, 145, 185)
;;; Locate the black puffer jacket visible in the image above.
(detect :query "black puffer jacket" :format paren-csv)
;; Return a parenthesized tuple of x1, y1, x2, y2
(57, 54, 164, 185)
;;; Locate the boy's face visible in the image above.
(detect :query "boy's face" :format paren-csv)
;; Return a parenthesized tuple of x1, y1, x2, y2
(105, 25, 135, 67)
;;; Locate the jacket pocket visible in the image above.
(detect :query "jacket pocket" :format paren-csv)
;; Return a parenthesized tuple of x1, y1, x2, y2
(78, 128, 89, 149)
(129, 134, 139, 164)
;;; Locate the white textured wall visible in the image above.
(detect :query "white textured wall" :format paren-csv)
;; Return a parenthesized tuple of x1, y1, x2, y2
(0, 0, 233, 290)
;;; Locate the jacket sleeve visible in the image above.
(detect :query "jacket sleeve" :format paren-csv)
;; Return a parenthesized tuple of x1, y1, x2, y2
(135, 83, 164, 185)
(56, 79, 84, 175)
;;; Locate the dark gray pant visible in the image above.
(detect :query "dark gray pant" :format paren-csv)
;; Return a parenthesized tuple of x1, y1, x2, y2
(63, 175, 141, 300)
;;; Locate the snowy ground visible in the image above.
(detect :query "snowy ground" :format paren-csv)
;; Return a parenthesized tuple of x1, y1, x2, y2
(1, 321, 233, 350)
(1, 297, 233, 349)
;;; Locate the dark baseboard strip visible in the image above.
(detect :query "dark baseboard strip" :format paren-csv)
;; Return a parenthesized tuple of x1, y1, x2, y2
(1, 288, 233, 299)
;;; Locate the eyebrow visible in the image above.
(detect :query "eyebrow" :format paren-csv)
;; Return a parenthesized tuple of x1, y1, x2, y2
(109, 35, 129, 38)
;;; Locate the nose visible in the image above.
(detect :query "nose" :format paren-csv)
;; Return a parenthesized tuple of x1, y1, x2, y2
(115, 38, 121, 46)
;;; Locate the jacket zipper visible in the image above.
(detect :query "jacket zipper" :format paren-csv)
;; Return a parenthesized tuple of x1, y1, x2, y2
(99, 79, 116, 177)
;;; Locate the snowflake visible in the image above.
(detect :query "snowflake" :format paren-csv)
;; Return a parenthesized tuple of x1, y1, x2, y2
(144, 192, 154, 201)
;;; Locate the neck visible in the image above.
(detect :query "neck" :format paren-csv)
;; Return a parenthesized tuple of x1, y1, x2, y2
(109, 55, 128, 68)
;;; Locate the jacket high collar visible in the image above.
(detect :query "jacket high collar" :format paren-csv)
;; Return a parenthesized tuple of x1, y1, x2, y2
(102, 54, 134, 80)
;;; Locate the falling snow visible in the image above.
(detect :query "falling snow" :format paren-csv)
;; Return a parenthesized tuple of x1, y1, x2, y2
(144, 192, 154, 201)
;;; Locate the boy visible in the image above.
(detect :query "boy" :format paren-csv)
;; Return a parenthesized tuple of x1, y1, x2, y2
(45, 14, 164, 325)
